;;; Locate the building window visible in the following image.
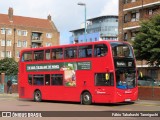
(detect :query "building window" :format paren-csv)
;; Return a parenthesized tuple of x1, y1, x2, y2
(1, 40, 11, 46)
(131, 0, 136, 2)
(17, 40, 22, 47)
(124, 14, 128, 23)
(22, 41, 27, 47)
(1, 28, 12, 35)
(148, 9, 154, 16)
(1, 40, 5, 46)
(124, 33, 128, 41)
(131, 12, 140, 22)
(46, 33, 52, 38)
(45, 43, 52, 47)
(16, 51, 20, 58)
(1, 51, 11, 58)
(7, 40, 11, 46)
(17, 30, 27, 36)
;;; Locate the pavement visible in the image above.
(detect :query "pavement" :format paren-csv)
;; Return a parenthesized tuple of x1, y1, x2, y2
(0, 93, 160, 106)
(0, 93, 18, 98)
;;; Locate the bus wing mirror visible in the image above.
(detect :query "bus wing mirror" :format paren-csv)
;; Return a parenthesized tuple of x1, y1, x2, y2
(105, 73, 109, 80)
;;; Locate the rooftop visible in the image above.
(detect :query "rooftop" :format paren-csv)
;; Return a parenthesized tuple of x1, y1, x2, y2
(0, 14, 53, 30)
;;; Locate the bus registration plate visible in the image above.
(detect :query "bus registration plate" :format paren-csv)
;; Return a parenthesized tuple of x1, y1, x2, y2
(125, 99, 131, 102)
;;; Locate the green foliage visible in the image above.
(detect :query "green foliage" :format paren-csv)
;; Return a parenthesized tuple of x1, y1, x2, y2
(133, 14, 160, 66)
(0, 58, 18, 75)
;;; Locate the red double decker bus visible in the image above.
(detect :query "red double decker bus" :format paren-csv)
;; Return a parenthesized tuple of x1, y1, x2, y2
(18, 41, 138, 104)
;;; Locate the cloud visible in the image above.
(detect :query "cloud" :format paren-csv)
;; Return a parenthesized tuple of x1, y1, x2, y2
(0, 0, 118, 44)
(100, 0, 118, 16)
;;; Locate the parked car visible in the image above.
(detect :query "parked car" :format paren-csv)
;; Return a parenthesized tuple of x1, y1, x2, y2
(138, 75, 156, 86)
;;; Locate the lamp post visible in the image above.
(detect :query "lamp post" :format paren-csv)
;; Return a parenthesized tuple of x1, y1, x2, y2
(78, 2, 87, 42)
(13, 28, 16, 60)
(4, 29, 7, 58)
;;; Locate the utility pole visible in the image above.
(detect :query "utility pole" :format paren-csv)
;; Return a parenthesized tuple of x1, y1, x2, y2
(4, 28, 7, 58)
(13, 28, 16, 60)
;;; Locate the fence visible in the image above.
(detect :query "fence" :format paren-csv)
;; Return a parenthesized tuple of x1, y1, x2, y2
(4, 75, 18, 85)
(0, 74, 4, 93)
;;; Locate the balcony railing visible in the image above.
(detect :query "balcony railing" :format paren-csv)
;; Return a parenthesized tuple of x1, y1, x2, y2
(123, 0, 160, 11)
(123, 21, 140, 30)
(31, 37, 43, 43)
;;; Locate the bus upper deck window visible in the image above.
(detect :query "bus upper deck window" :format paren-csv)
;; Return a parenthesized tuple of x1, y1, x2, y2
(52, 48, 63, 60)
(78, 45, 92, 58)
(22, 52, 32, 62)
(94, 44, 108, 57)
(64, 47, 77, 59)
(45, 49, 51, 60)
(34, 50, 44, 61)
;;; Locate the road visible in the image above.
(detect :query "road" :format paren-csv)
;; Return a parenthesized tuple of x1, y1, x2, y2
(0, 93, 160, 120)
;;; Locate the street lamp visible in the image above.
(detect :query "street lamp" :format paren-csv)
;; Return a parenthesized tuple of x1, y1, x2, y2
(78, 2, 87, 42)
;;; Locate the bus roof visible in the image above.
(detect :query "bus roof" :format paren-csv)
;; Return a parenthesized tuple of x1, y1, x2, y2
(20, 40, 129, 53)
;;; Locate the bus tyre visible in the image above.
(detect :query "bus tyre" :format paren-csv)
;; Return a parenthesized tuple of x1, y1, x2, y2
(82, 92, 92, 105)
(34, 90, 42, 102)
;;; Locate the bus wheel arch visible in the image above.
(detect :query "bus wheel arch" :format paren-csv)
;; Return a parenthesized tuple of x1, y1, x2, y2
(81, 90, 92, 105)
(34, 89, 42, 102)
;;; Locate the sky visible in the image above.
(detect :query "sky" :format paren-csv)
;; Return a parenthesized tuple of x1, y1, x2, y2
(0, 0, 118, 45)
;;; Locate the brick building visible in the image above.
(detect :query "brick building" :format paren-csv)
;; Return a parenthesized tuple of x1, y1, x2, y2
(0, 8, 60, 62)
(118, 0, 160, 80)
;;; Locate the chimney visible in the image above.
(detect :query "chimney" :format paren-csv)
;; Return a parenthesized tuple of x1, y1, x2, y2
(8, 7, 13, 21)
(47, 14, 51, 21)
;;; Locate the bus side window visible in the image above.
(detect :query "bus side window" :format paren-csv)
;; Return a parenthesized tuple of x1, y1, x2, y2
(52, 48, 63, 60)
(94, 44, 108, 57)
(64, 47, 77, 59)
(28, 74, 32, 85)
(34, 50, 44, 61)
(33, 74, 44, 85)
(45, 74, 50, 85)
(95, 73, 114, 86)
(78, 45, 92, 58)
(51, 74, 63, 86)
(22, 52, 32, 62)
(45, 49, 51, 60)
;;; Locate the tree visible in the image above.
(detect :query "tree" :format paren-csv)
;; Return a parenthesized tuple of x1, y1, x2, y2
(0, 58, 18, 75)
(133, 14, 160, 66)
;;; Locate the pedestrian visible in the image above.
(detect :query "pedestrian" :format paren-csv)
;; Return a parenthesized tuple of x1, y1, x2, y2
(7, 80, 12, 94)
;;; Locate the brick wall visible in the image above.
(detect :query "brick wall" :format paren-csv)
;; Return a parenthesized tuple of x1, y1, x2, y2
(4, 84, 18, 93)
(138, 86, 160, 100)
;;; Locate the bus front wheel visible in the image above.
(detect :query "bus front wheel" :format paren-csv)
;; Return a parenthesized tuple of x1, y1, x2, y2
(34, 90, 42, 102)
(81, 92, 92, 105)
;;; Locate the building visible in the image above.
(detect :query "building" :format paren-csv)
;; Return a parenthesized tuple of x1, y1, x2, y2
(0, 8, 60, 62)
(70, 15, 118, 44)
(118, 0, 160, 80)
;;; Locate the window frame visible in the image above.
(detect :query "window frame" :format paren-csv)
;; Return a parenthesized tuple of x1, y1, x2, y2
(78, 45, 93, 58)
